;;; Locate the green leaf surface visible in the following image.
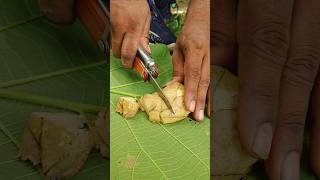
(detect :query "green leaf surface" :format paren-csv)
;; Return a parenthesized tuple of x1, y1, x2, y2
(110, 44, 210, 180)
(0, 0, 107, 179)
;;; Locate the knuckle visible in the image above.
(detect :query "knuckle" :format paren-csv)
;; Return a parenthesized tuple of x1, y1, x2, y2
(245, 21, 289, 64)
(244, 79, 278, 100)
(187, 68, 201, 80)
(110, 20, 124, 32)
(284, 46, 320, 86)
(173, 70, 183, 78)
(121, 51, 135, 61)
(279, 111, 306, 133)
(179, 34, 205, 51)
(198, 78, 210, 88)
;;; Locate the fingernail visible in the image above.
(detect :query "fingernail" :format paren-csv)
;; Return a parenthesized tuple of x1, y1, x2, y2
(121, 61, 131, 68)
(252, 123, 273, 159)
(189, 101, 195, 112)
(197, 110, 204, 121)
(121, 60, 127, 67)
(281, 151, 300, 180)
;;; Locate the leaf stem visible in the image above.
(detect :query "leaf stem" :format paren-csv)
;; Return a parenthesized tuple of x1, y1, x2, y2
(0, 121, 19, 147)
(110, 66, 122, 72)
(110, 90, 141, 98)
(110, 81, 144, 90)
(0, 61, 106, 88)
(0, 89, 103, 114)
(0, 15, 43, 33)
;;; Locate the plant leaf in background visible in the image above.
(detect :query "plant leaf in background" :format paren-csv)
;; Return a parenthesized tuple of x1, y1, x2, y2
(110, 44, 210, 180)
(0, 0, 107, 179)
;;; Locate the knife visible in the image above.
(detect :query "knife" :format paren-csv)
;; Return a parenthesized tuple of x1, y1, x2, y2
(76, 0, 175, 113)
(134, 47, 175, 114)
(76, 0, 109, 55)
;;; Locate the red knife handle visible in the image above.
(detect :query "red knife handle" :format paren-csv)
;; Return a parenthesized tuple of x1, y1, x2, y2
(76, 0, 109, 56)
(133, 56, 149, 81)
(76, 0, 106, 42)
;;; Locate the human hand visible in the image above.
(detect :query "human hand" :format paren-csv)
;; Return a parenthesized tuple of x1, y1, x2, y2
(168, 0, 210, 121)
(213, 0, 320, 179)
(110, 0, 151, 68)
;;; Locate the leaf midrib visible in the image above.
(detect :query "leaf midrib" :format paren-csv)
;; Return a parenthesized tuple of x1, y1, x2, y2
(110, 101, 209, 179)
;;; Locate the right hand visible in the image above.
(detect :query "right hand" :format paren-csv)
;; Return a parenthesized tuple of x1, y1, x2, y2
(110, 0, 151, 68)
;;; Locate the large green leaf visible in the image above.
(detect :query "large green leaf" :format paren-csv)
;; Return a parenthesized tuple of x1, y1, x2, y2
(110, 44, 210, 180)
(0, 0, 107, 179)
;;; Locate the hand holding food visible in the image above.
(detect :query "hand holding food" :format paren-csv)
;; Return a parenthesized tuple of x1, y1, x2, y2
(213, 0, 320, 179)
(168, 0, 210, 122)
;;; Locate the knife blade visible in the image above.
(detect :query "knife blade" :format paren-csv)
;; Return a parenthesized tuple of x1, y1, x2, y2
(134, 45, 175, 114)
(147, 69, 176, 114)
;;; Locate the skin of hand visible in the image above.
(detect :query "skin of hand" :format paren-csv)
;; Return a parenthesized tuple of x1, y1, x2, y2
(167, 0, 210, 122)
(213, 0, 320, 179)
(110, 0, 151, 68)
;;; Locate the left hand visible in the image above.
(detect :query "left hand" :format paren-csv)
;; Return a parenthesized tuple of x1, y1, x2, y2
(167, 0, 210, 121)
(213, 0, 320, 179)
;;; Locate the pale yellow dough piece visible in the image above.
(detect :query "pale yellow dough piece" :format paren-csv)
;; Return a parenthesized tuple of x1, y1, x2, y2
(116, 97, 140, 118)
(19, 112, 93, 179)
(139, 82, 190, 124)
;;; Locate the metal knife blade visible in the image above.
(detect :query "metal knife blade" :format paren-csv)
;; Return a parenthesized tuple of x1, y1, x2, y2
(147, 70, 175, 114)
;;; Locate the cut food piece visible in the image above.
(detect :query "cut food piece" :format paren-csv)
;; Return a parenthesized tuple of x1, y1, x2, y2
(116, 97, 140, 118)
(139, 82, 190, 124)
(91, 110, 109, 158)
(19, 112, 93, 179)
(212, 66, 257, 179)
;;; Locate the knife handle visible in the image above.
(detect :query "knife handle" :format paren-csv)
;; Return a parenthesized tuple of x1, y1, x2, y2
(134, 56, 149, 81)
(76, 0, 109, 56)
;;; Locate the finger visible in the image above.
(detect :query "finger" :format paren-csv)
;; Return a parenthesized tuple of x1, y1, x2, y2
(212, 0, 238, 72)
(164, 46, 184, 88)
(237, 0, 294, 159)
(310, 72, 320, 178)
(266, 0, 320, 179)
(110, 25, 125, 58)
(110, 4, 125, 58)
(140, 12, 151, 53)
(121, 24, 143, 68)
(170, 45, 185, 82)
(183, 44, 203, 113)
(194, 54, 210, 121)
